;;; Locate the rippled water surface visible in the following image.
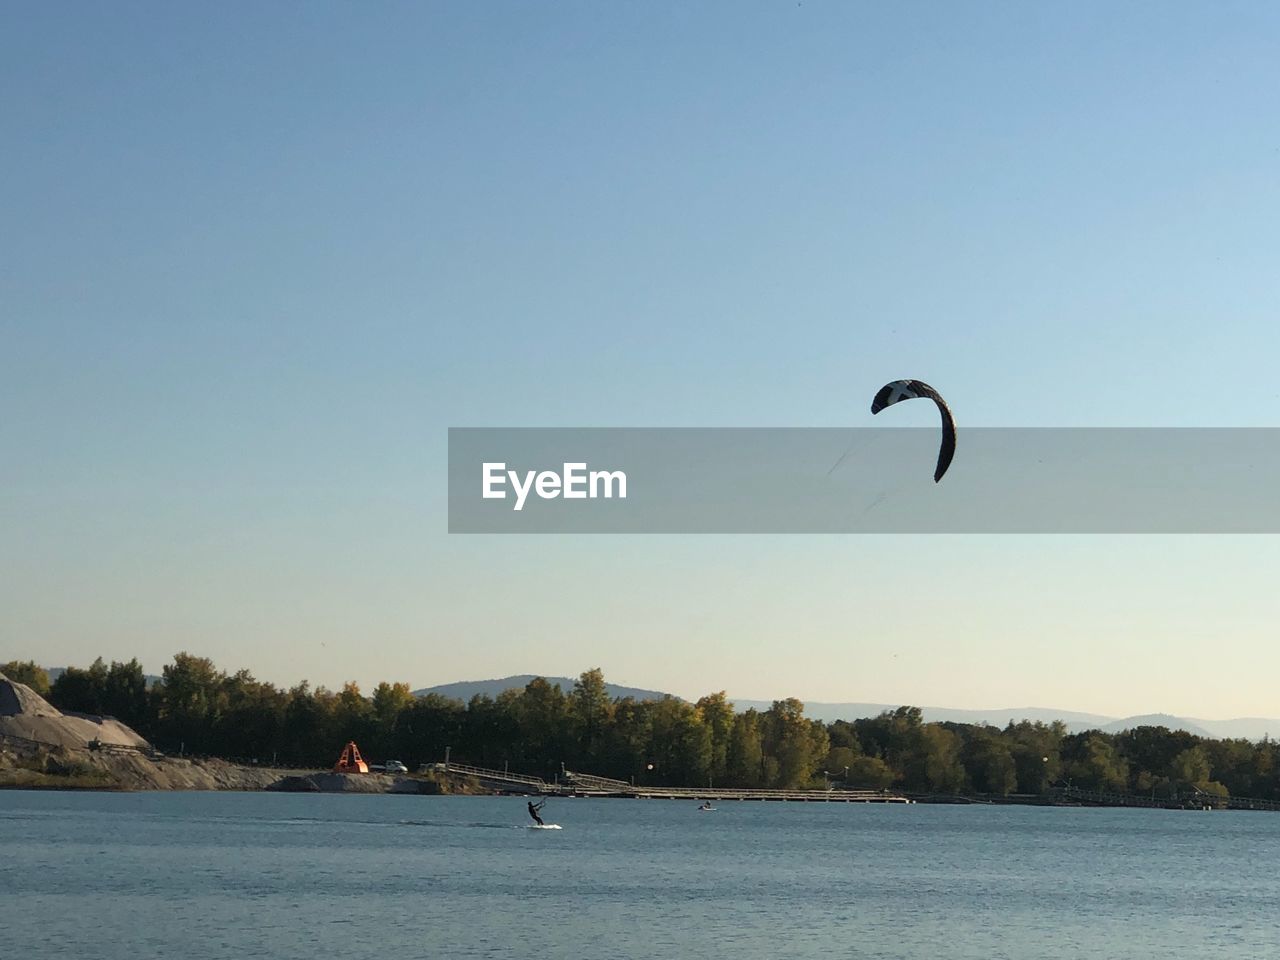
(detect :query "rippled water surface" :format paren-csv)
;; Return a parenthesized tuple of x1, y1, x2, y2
(4, 791, 1279, 959)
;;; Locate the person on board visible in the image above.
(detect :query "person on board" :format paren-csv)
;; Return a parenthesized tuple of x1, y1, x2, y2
(527, 799, 546, 825)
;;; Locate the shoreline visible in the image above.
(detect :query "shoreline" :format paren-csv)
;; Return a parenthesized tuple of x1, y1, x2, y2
(0, 740, 491, 795)
(0, 759, 1262, 811)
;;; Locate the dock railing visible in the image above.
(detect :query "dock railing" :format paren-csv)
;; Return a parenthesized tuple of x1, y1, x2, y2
(562, 769, 908, 802)
(431, 759, 1280, 810)
(428, 760, 908, 800)
(433, 760, 555, 792)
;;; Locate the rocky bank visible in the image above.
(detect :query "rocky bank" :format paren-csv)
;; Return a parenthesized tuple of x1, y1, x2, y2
(0, 672, 484, 793)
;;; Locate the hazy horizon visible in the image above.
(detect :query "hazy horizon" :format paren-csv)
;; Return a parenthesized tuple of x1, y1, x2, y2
(5, 4, 1280, 720)
(15, 657, 1280, 726)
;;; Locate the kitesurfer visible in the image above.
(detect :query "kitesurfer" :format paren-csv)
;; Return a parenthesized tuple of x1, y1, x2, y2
(527, 799, 546, 825)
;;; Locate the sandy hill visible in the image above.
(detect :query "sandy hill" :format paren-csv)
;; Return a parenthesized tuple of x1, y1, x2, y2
(0, 672, 150, 750)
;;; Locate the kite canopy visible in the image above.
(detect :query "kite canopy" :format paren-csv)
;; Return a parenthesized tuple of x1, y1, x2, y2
(870, 379, 956, 482)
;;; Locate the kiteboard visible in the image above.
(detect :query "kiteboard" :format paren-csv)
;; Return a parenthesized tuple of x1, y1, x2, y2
(526, 823, 562, 830)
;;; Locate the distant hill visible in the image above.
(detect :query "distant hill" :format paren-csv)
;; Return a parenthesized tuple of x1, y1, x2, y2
(730, 700, 1115, 730)
(732, 701, 1279, 740)
(1194, 717, 1279, 741)
(1094, 715, 1276, 740)
(413, 679, 1279, 740)
(413, 675, 677, 703)
(1098, 713, 1214, 738)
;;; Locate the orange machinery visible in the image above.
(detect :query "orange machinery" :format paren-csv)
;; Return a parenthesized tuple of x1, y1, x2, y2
(333, 740, 369, 774)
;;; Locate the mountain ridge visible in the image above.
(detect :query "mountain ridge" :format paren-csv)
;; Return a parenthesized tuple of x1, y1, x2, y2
(413, 675, 1278, 740)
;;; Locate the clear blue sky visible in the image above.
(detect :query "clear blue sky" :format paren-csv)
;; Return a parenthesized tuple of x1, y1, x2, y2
(4, 3, 1280, 717)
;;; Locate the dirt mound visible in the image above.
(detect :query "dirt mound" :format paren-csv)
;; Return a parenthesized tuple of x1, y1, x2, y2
(268, 772, 398, 793)
(0, 672, 150, 750)
(0, 675, 59, 717)
(265, 772, 475, 794)
(0, 739, 307, 791)
(84, 753, 291, 790)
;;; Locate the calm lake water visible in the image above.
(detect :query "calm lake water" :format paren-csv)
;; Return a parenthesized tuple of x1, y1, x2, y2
(4, 790, 1279, 959)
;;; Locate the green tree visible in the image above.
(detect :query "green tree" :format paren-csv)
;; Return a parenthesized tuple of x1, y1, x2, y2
(570, 668, 614, 765)
(372, 682, 415, 727)
(1115, 726, 1197, 789)
(157, 653, 224, 752)
(762, 699, 829, 789)
(846, 756, 895, 790)
(218, 669, 286, 760)
(1005, 720, 1065, 794)
(361, 681, 415, 759)
(825, 745, 861, 782)
(1203, 738, 1258, 797)
(855, 706, 924, 783)
(1063, 733, 1129, 792)
(725, 709, 763, 786)
(514, 678, 571, 773)
(1170, 746, 1212, 789)
(395, 692, 466, 768)
(48, 657, 110, 715)
(102, 659, 151, 731)
(281, 682, 331, 765)
(962, 729, 1017, 796)
(1, 660, 50, 695)
(696, 692, 736, 782)
(915, 724, 965, 793)
(605, 697, 655, 781)
(827, 720, 861, 753)
(333, 681, 372, 742)
(646, 697, 712, 785)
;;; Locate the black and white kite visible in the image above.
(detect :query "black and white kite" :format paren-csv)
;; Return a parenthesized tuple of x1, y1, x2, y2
(870, 379, 956, 483)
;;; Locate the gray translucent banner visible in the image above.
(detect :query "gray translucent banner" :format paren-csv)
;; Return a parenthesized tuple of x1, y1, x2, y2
(448, 428, 1280, 533)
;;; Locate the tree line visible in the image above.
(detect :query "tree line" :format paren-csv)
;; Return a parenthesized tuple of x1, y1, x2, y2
(4, 656, 1278, 799)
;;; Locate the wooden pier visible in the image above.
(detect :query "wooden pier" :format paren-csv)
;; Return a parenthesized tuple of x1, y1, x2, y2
(431, 760, 1280, 811)
(1049, 785, 1228, 811)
